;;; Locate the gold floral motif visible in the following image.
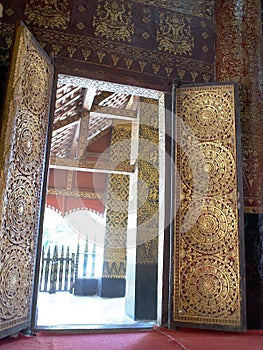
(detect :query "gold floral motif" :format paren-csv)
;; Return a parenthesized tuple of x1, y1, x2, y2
(78, 5, 86, 13)
(143, 17, 150, 24)
(82, 49, 91, 61)
(191, 71, 198, 82)
(165, 66, 173, 77)
(25, 0, 70, 30)
(111, 54, 120, 66)
(124, 57, 133, 69)
(178, 69, 185, 79)
(52, 44, 62, 55)
(139, 60, 147, 71)
(7, 24, 213, 82)
(152, 63, 160, 75)
(76, 22, 85, 30)
(202, 31, 209, 39)
(202, 72, 211, 82)
(157, 13, 194, 55)
(5, 9, 14, 16)
(93, 0, 135, 42)
(67, 46, 76, 58)
(97, 51, 106, 63)
(142, 32, 150, 39)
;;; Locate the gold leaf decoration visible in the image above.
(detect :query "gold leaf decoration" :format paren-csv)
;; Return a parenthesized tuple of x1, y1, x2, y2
(139, 61, 147, 72)
(178, 69, 185, 79)
(93, 0, 135, 42)
(165, 66, 173, 78)
(191, 71, 198, 82)
(78, 5, 86, 12)
(4, 36, 13, 48)
(143, 17, 150, 24)
(157, 12, 194, 56)
(203, 73, 211, 82)
(97, 51, 106, 63)
(152, 63, 160, 75)
(25, 0, 70, 30)
(82, 49, 91, 61)
(5, 9, 14, 16)
(52, 44, 62, 56)
(142, 32, 150, 39)
(124, 57, 133, 69)
(67, 46, 76, 58)
(111, 54, 120, 66)
(202, 31, 209, 39)
(76, 22, 85, 30)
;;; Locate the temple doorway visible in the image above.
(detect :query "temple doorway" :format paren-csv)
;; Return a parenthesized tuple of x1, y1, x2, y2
(34, 77, 165, 329)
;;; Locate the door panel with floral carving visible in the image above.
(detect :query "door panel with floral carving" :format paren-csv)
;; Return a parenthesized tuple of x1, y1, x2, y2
(172, 83, 246, 331)
(0, 23, 53, 338)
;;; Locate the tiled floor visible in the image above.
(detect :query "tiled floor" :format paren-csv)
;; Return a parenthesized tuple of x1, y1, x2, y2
(36, 292, 151, 327)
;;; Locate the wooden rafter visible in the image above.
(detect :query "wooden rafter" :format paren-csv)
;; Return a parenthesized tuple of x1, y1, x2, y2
(49, 157, 135, 174)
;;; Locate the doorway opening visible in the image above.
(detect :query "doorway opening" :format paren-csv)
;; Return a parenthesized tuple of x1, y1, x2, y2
(35, 75, 165, 329)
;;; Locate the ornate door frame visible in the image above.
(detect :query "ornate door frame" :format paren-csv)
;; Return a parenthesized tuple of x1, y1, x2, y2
(0, 22, 54, 338)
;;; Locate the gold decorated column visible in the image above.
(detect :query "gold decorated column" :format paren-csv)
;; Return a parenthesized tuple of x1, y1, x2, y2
(215, 0, 263, 330)
(215, 0, 263, 212)
(99, 122, 132, 297)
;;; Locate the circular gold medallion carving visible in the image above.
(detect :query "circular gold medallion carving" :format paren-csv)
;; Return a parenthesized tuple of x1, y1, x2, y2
(181, 257, 238, 317)
(13, 109, 42, 175)
(181, 198, 236, 254)
(181, 142, 235, 196)
(0, 247, 31, 319)
(5, 176, 37, 244)
(181, 91, 233, 140)
(21, 49, 49, 114)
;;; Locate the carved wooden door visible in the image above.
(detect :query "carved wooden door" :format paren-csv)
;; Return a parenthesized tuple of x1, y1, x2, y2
(0, 23, 53, 338)
(172, 83, 246, 331)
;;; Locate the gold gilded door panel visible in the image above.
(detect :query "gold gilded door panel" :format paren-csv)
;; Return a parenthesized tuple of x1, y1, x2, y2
(0, 23, 53, 338)
(172, 83, 246, 331)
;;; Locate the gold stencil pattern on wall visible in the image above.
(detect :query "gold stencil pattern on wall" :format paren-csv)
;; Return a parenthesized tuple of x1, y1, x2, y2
(102, 123, 131, 279)
(25, 0, 70, 30)
(110, 123, 132, 168)
(103, 174, 130, 278)
(0, 25, 53, 332)
(93, 0, 135, 42)
(157, 12, 194, 55)
(136, 97, 159, 264)
(174, 84, 242, 328)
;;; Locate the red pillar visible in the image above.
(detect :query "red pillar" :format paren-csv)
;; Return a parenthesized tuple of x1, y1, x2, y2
(215, 0, 263, 329)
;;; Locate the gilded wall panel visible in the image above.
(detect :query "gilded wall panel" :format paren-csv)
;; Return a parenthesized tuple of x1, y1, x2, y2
(0, 0, 214, 91)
